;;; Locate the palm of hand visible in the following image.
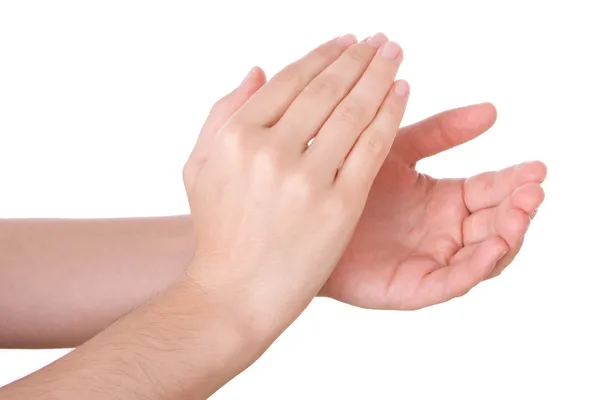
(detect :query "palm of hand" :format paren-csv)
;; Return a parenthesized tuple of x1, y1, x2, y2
(324, 155, 470, 309)
(322, 107, 546, 310)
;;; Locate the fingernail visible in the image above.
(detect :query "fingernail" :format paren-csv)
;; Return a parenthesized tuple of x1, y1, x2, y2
(530, 208, 538, 220)
(336, 33, 357, 47)
(393, 80, 409, 97)
(361, 36, 371, 43)
(241, 67, 256, 85)
(380, 41, 402, 60)
(366, 32, 388, 48)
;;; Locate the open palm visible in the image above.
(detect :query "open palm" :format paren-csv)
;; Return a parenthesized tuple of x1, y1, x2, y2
(198, 70, 546, 311)
(322, 103, 546, 309)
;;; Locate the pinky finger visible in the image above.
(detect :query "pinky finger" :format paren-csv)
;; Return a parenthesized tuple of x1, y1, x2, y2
(415, 236, 508, 307)
(485, 237, 524, 279)
(335, 80, 409, 197)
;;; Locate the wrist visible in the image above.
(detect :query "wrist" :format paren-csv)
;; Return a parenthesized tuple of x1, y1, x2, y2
(178, 271, 277, 358)
(183, 255, 299, 345)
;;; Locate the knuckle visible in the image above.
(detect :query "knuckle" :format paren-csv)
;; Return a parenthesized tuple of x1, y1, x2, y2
(313, 43, 334, 62)
(253, 147, 283, 178)
(336, 101, 368, 125)
(480, 173, 496, 192)
(305, 76, 339, 98)
(384, 92, 404, 113)
(346, 47, 371, 64)
(323, 194, 355, 222)
(283, 170, 315, 202)
(223, 119, 246, 136)
(364, 132, 389, 158)
(219, 129, 247, 160)
(272, 67, 304, 91)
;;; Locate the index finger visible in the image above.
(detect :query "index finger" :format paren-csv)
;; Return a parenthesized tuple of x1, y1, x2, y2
(393, 103, 498, 166)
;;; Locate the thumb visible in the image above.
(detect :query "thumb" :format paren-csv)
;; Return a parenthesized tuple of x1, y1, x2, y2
(188, 66, 266, 168)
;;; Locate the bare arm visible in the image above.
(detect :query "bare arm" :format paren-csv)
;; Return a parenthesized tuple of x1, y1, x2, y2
(0, 72, 518, 351)
(0, 34, 410, 398)
(0, 275, 267, 400)
(0, 64, 268, 350)
(0, 216, 195, 348)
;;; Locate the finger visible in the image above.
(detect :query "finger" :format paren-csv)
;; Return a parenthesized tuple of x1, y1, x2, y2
(235, 34, 357, 126)
(509, 182, 546, 215)
(274, 33, 388, 150)
(413, 236, 508, 308)
(486, 184, 544, 279)
(392, 103, 497, 166)
(335, 80, 409, 195)
(187, 67, 266, 170)
(309, 41, 404, 177)
(464, 161, 547, 213)
(463, 207, 530, 248)
(485, 238, 523, 280)
(463, 183, 544, 247)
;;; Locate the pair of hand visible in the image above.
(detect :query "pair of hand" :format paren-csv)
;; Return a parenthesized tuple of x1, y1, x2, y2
(182, 33, 546, 334)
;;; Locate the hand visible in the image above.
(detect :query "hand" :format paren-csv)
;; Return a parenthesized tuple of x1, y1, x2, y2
(321, 103, 547, 309)
(183, 34, 410, 337)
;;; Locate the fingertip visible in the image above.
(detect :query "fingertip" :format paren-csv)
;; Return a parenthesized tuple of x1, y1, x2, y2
(462, 102, 498, 127)
(467, 236, 508, 286)
(337, 33, 358, 47)
(503, 209, 531, 245)
(511, 183, 545, 213)
(487, 235, 510, 257)
(239, 67, 256, 86)
(393, 79, 410, 97)
(534, 161, 548, 182)
(476, 102, 498, 120)
(241, 66, 267, 89)
(253, 66, 267, 85)
(517, 160, 547, 183)
(365, 32, 388, 48)
(228, 67, 266, 109)
(448, 102, 498, 137)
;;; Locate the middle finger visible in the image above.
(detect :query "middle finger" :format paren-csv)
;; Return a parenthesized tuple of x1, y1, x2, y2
(273, 33, 389, 151)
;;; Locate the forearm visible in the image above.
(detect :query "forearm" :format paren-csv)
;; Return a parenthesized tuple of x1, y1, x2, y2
(0, 276, 265, 400)
(0, 216, 195, 348)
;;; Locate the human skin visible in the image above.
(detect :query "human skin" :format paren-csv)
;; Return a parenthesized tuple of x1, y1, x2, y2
(0, 33, 414, 399)
(0, 33, 546, 348)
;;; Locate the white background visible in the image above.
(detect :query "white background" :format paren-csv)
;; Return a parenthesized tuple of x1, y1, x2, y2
(0, 1, 598, 399)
